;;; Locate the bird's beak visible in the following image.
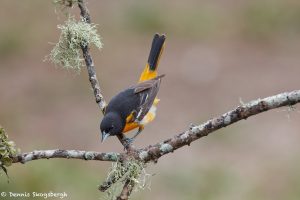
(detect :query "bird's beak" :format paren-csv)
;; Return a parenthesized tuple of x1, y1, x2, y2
(101, 131, 110, 143)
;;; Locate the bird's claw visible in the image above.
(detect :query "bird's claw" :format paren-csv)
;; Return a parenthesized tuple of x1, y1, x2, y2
(122, 137, 134, 150)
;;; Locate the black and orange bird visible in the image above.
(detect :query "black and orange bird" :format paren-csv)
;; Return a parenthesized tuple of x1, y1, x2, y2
(100, 33, 166, 143)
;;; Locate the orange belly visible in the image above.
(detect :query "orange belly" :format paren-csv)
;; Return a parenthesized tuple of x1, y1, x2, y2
(122, 122, 139, 134)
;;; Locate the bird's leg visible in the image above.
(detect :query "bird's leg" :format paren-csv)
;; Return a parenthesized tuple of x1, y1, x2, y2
(130, 125, 144, 140)
(118, 125, 144, 150)
(117, 134, 133, 150)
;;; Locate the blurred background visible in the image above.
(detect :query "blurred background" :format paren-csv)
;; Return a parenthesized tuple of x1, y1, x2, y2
(0, 0, 300, 199)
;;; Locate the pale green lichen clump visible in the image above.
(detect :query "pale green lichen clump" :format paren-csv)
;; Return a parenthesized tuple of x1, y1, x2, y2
(102, 159, 151, 200)
(47, 17, 102, 72)
(0, 126, 19, 177)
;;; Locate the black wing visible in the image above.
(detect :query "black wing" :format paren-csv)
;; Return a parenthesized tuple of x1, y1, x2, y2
(105, 75, 164, 124)
(132, 75, 165, 121)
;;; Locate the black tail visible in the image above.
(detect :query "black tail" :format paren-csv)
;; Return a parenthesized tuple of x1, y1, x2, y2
(147, 33, 166, 71)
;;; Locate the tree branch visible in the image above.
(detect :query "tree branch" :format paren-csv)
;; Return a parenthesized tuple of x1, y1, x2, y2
(77, 0, 106, 114)
(136, 90, 300, 162)
(12, 149, 121, 164)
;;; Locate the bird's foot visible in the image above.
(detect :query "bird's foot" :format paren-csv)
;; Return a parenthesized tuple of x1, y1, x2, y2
(122, 137, 134, 150)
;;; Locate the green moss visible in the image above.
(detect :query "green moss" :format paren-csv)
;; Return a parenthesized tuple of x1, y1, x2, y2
(46, 16, 102, 72)
(101, 159, 151, 200)
(0, 126, 19, 178)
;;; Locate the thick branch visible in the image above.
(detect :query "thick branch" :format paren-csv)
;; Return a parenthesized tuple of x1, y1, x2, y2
(12, 149, 120, 164)
(9, 90, 300, 166)
(136, 90, 300, 162)
(77, 0, 106, 114)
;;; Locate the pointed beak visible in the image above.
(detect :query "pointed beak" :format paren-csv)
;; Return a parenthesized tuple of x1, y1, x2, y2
(101, 131, 110, 143)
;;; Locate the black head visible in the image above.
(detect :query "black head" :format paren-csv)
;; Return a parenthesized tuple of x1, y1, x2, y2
(100, 112, 124, 142)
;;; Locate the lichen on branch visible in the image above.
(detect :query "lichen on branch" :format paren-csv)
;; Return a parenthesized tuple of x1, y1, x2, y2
(0, 126, 19, 177)
(100, 159, 151, 200)
(47, 16, 102, 72)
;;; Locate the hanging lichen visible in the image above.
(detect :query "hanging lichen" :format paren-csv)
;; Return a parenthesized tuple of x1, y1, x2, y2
(47, 16, 102, 72)
(101, 158, 152, 200)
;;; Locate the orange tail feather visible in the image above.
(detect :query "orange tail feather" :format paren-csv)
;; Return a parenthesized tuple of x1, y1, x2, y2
(139, 33, 166, 82)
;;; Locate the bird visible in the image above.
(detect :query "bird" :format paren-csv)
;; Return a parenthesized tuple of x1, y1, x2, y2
(100, 33, 166, 144)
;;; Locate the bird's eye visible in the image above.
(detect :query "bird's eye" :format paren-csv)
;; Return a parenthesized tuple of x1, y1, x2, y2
(107, 125, 114, 132)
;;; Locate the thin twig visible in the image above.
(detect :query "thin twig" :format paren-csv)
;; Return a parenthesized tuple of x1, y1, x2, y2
(98, 161, 127, 192)
(77, 0, 91, 23)
(77, 0, 106, 114)
(98, 152, 139, 192)
(116, 179, 134, 200)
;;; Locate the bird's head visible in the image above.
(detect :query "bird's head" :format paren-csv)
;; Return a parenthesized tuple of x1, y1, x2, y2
(100, 112, 124, 142)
